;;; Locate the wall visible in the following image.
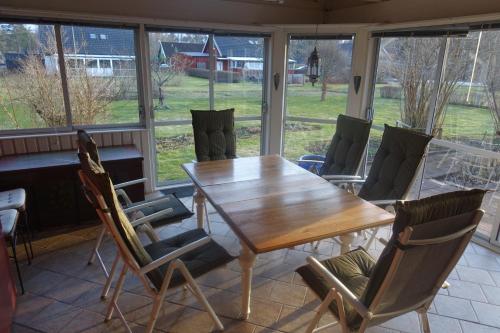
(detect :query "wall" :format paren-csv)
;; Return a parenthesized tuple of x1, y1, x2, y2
(0, 0, 323, 25)
(327, 0, 500, 24)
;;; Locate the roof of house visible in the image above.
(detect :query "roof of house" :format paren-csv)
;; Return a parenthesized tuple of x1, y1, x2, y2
(160, 42, 205, 58)
(179, 51, 209, 57)
(203, 36, 263, 58)
(39, 26, 135, 57)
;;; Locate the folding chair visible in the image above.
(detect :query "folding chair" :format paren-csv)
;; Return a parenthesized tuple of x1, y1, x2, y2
(78, 152, 235, 333)
(77, 130, 193, 294)
(297, 189, 486, 333)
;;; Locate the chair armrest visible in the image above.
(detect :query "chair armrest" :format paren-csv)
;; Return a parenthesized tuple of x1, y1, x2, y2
(322, 175, 362, 181)
(140, 236, 211, 274)
(130, 207, 174, 227)
(329, 179, 366, 185)
(122, 196, 171, 214)
(307, 256, 370, 319)
(297, 159, 325, 164)
(114, 178, 148, 190)
(116, 188, 133, 206)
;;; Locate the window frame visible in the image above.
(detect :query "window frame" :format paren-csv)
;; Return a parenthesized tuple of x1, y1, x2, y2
(0, 20, 145, 135)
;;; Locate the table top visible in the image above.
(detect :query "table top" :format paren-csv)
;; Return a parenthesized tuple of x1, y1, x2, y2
(0, 145, 142, 173)
(182, 155, 394, 254)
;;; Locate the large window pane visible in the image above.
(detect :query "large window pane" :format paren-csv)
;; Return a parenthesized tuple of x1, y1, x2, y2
(0, 23, 65, 129)
(421, 30, 500, 241)
(283, 37, 353, 161)
(149, 32, 209, 121)
(214, 35, 266, 157)
(369, 37, 442, 170)
(61, 25, 139, 125)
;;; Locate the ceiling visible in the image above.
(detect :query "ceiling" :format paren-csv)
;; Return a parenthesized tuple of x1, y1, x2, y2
(222, 0, 389, 11)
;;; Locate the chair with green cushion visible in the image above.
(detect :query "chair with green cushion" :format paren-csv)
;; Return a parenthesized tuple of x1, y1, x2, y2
(190, 108, 236, 228)
(78, 152, 235, 333)
(298, 114, 372, 182)
(329, 124, 433, 249)
(77, 130, 193, 295)
(190, 108, 236, 162)
(297, 189, 486, 333)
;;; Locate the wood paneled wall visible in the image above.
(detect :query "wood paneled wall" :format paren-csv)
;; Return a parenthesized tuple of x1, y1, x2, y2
(0, 129, 146, 157)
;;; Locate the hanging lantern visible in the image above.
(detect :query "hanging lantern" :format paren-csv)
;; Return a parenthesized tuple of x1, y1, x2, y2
(307, 46, 320, 86)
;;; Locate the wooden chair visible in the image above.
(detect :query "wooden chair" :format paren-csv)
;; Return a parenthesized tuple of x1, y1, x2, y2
(297, 189, 486, 333)
(78, 152, 235, 333)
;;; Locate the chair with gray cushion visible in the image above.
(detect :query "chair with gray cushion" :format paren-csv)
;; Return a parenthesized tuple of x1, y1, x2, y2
(0, 189, 33, 263)
(329, 124, 433, 249)
(298, 114, 371, 182)
(297, 189, 486, 333)
(78, 152, 235, 333)
(77, 130, 193, 293)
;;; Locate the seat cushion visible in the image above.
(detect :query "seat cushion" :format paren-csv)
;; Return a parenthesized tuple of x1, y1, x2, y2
(191, 109, 236, 161)
(134, 194, 194, 227)
(0, 209, 19, 237)
(296, 248, 375, 329)
(0, 189, 26, 211)
(144, 229, 236, 290)
(320, 114, 372, 176)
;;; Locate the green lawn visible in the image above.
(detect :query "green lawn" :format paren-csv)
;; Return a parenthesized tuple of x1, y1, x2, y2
(1, 75, 497, 184)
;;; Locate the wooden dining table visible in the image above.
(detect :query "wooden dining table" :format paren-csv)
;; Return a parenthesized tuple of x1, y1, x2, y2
(182, 155, 394, 319)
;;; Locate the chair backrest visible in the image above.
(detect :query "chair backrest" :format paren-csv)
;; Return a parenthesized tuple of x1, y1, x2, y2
(358, 125, 432, 201)
(77, 152, 163, 288)
(77, 129, 102, 166)
(191, 109, 236, 161)
(360, 189, 486, 326)
(319, 114, 372, 176)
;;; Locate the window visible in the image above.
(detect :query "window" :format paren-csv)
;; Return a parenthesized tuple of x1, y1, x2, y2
(369, 29, 500, 244)
(0, 22, 141, 132)
(283, 36, 354, 161)
(0, 23, 66, 130)
(62, 25, 140, 125)
(100, 34, 107, 40)
(148, 31, 269, 184)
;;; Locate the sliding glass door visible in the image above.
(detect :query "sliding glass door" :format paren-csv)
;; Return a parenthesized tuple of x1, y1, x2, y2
(369, 29, 500, 246)
(283, 35, 353, 161)
(147, 31, 268, 185)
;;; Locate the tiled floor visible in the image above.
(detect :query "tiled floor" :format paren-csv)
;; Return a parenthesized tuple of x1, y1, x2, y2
(10, 198, 500, 333)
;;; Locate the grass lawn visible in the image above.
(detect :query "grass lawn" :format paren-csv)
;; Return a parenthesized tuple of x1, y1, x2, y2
(1, 75, 497, 184)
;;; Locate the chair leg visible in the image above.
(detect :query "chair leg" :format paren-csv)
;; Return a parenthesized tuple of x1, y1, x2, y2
(306, 289, 336, 333)
(21, 210, 34, 260)
(10, 234, 25, 295)
(105, 264, 128, 321)
(419, 311, 431, 333)
(177, 260, 224, 331)
(364, 227, 380, 250)
(89, 226, 106, 265)
(101, 253, 121, 300)
(19, 229, 31, 265)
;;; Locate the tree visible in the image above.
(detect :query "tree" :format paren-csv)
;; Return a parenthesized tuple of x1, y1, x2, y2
(317, 41, 350, 101)
(0, 28, 123, 128)
(382, 37, 469, 136)
(0, 24, 37, 53)
(149, 41, 192, 109)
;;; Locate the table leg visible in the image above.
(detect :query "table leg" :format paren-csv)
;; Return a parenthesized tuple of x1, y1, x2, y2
(339, 233, 355, 254)
(194, 188, 205, 229)
(239, 241, 256, 320)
